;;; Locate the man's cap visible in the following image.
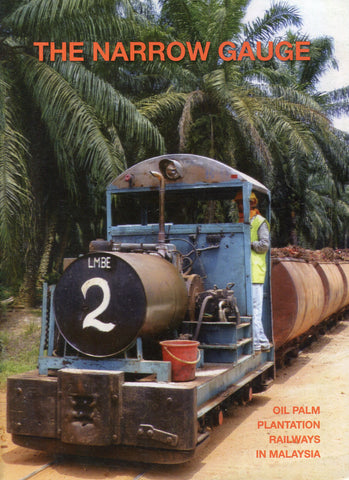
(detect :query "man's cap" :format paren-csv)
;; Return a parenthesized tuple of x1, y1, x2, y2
(234, 192, 258, 205)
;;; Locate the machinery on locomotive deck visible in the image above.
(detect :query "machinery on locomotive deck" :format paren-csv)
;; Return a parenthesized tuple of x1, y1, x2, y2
(7, 154, 276, 464)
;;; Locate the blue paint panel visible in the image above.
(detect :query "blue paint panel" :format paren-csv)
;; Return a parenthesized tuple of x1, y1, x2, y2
(110, 223, 251, 316)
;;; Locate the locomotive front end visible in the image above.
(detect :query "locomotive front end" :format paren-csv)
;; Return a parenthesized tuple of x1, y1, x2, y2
(7, 154, 275, 464)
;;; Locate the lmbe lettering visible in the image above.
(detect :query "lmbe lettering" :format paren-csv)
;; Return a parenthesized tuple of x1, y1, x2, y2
(88, 256, 111, 269)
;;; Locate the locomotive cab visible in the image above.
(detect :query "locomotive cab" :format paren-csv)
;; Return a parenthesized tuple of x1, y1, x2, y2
(7, 154, 274, 464)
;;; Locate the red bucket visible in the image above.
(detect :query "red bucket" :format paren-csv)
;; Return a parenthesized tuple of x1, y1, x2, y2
(160, 340, 200, 382)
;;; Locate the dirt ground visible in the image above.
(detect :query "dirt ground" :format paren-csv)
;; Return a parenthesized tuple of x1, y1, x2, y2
(1, 320, 348, 480)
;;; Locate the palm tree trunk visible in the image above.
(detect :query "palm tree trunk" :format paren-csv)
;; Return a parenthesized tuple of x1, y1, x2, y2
(36, 214, 57, 289)
(290, 210, 298, 245)
(18, 243, 41, 307)
(54, 218, 72, 273)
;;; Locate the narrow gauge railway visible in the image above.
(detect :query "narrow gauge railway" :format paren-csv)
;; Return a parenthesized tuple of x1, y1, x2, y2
(13, 459, 149, 480)
(15, 462, 56, 480)
(7, 154, 349, 464)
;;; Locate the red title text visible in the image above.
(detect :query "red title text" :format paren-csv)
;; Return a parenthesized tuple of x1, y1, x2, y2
(33, 41, 311, 62)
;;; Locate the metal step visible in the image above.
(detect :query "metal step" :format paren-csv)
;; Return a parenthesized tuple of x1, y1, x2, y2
(200, 338, 252, 350)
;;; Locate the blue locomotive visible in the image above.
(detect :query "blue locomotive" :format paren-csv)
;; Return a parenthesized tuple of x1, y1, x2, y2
(7, 154, 275, 463)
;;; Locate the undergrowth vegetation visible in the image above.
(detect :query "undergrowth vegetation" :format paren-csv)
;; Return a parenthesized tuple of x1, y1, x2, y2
(0, 311, 41, 389)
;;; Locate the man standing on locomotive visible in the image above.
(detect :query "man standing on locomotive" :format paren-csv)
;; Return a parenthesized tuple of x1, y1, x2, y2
(235, 192, 271, 353)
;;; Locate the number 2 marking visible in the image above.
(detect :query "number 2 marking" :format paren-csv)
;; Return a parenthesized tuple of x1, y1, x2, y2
(81, 277, 115, 332)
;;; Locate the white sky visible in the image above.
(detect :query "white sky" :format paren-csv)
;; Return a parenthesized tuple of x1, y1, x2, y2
(244, 0, 349, 132)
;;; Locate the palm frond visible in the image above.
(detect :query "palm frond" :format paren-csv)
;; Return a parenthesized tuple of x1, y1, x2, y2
(5, 0, 135, 45)
(137, 90, 188, 122)
(160, 0, 202, 42)
(320, 86, 349, 117)
(209, 0, 249, 45)
(243, 1, 302, 43)
(297, 36, 338, 89)
(53, 59, 165, 153)
(19, 54, 122, 184)
(0, 73, 30, 257)
(178, 90, 205, 151)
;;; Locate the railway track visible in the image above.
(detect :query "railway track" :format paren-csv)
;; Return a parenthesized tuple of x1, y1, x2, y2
(15, 459, 150, 480)
(17, 462, 56, 480)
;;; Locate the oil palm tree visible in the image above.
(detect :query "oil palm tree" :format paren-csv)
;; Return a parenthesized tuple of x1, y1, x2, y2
(0, 0, 165, 304)
(266, 32, 349, 246)
(139, 1, 321, 169)
(139, 1, 349, 247)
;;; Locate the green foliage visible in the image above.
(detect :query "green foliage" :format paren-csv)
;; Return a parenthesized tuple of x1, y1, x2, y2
(144, 0, 349, 248)
(0, 0, 166, 302)
(0, 0, 348, 303)
(0, 319, 41, 389)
